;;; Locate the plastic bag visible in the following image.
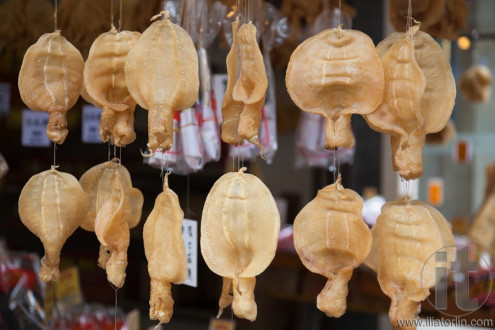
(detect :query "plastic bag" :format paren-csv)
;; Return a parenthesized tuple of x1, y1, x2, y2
(295, 112, 355, 169)
(180, 107, 204, 172)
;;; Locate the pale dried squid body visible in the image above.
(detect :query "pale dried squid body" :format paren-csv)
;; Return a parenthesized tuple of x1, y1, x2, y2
(84, 27, 141, 145)
(368, 199, 455, 329)
(286, 28, 384, 149)
(143, 176, 187, 324)
(94, 171, 129, 288)
(125, 14, 199, 151)
(221, 20, 244, 146)
(18, 30, 84, 144)
(201, 168, 280, 321)
(232, 22, 268, 147)
(18, 167, 89, 282)
(79, 160, 142, 232)
(293, 176, 372, 317)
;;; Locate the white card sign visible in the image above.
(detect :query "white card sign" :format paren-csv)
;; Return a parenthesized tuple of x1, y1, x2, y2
(0, 83, 11, 114)
(82, 105, 102, 143)
(22, 109, 50, 147)
(182, 219, 198, 288)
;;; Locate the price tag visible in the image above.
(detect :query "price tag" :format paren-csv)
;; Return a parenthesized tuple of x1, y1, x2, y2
(82, 105, 102, 143)
(21, 109, 50, 147)
(182, 219, 197, 287)
(0, 83, 11, 114)
(452, 139, 472, 163)
(208, 318, 235, 330)
(427, 177, 444, 207)
(212, 74, 228, 122)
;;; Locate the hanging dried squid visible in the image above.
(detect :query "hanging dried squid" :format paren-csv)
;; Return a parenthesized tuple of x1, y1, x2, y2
(200, 168, 280, 321)
(293, 175, 372, 317)
(18, 30, 84, 144)
(143, 173, 188, 324)
(364, 26, 456, 180)
(286, 25, 384, 149)
(125, 11, 199, 153)
(84, 26, 141, 146)
(18, 167, 89, 282)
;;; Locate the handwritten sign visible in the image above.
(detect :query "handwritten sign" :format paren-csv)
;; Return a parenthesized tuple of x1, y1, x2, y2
(21, 109, 50, 147)
(82, 105, 102, 143)
(182, 219, 198, 287)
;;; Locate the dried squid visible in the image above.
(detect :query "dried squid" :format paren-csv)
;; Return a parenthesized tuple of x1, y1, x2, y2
(143, 173, 187, 324)
(364, 27, 456, 180)
(459, 65, 492, 103)
(231, 22, 268, 150)
(18, 30, 84, 144)
(18, 167, 89, 282)
(221, 19, 244, 146)
(201, 168, 280, 321)
(365, 199, 455, 329)
(125, 11, 199, 152)
(293, 175, 372, 317)
(84, 26, 141, 146)
(79, 159, 143, 287)
(286, 25, 384, 149)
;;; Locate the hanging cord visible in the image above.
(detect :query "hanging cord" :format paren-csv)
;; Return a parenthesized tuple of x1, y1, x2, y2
(110, 0, 114, 28)
(107, 141, 111, 161)
(472, 29, 480, 65)
(118, 0, 123, 32)
(338, 0, 342, 27)
(54, 0, 58, 31)
(332, 147, 337, 182)
(53, 143, 57, 167)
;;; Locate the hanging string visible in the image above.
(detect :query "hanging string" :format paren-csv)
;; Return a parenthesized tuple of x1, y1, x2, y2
(332, 147, 337, 182)
(337, 147, 341, 177)
(119, 146, 122, 163)
(54, 0, 58, 31)
(118, 0, 123, 32)
(53, 143, 57, 167)
(107, 142, 111, 161)
(110, 0, 114, 28)
(407, 0, 413, 33)
(338, 0, 342, 27)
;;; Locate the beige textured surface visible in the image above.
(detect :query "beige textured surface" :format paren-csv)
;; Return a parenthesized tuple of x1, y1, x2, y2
(94, 170, 129, 288)
(18, 167, 89, 282)
(143, 174, 187, 324)
(84, 26, 141, 146)
(365, 199, 455, 330)
(459, 65, 492, 103)
(232, 22, 268, 149)
(286, 27, 384, 149)
(469, 193, 495, 251)
(201, 167, 280, 321)
(79, 159, 143, 232)
(221, 20, 245, 146)
(125, 12, 199, 151)
(293, 175, 372, 317)
(365, 29, 456, 180)
(18, 30, 84, 144)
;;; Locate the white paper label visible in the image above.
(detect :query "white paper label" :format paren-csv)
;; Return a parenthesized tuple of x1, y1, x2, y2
(21, 109, 50, 147)
(82, 105, 102, 143)
(0, 83, 11, 114)
(182, 219, 198, 288)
